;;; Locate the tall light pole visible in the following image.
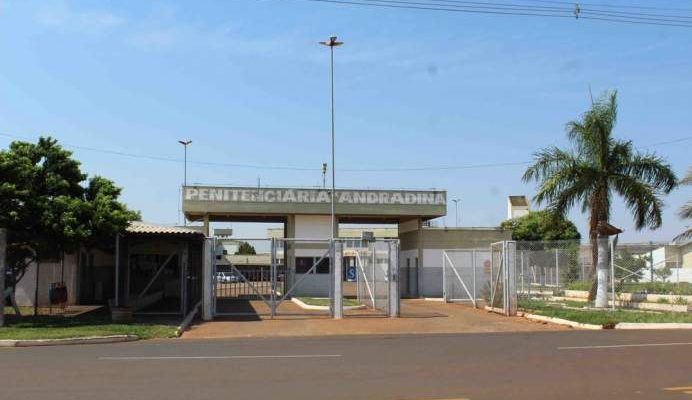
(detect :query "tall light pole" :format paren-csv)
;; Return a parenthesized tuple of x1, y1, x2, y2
(178, 140, 192, 226)
(319, 35, 343, 239)
(452, 199, 460, 227)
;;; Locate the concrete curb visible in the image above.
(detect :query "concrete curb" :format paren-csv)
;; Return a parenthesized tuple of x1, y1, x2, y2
(484, 306, 507, 315)
(614, 323, 692, 330)
(0, 335, 139, 348)
(291, 297, 366, 311)
(518, 312, 604, 330)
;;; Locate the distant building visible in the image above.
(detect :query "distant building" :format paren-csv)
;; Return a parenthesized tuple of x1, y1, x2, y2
(507, 195, 530, 220)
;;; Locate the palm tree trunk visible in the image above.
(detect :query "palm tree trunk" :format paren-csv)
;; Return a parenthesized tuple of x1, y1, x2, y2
(594, 235, 609, 308)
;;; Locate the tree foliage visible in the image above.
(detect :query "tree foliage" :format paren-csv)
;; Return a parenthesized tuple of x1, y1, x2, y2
(500, 210, 581, 241)
(0, 137, 139, 291)
(522, 91, 677, 305)
(235, 242, 257, 255)
(674, 168, 691, 242)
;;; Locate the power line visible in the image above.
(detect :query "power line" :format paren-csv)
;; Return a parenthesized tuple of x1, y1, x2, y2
(287, 0, 692, 27)
(389, 0, 692, 22)
(512, 0, 692, 13)
(1, 132, 689, 173)
(362, 0, 692, 24)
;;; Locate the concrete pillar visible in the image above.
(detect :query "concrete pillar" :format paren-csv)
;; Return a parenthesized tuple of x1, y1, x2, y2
(285, 215, 296, 292)
(417, 217, 423, 298)
(203, 214, 210, 237)
(202, 237, 213, 321)
(0, 228, 6, 327)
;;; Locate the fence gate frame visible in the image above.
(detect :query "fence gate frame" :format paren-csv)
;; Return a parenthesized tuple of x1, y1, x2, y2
(441, 249, 479, 307)
(203, 237, 400, 320)
(489, 241, 517, 316)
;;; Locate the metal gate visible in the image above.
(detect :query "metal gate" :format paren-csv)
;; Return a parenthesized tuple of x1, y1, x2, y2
(488, 241, 517, 316)
(442, 249, 491, 307)
(211, 238, 399, 318)
(350, 239, 398, 316)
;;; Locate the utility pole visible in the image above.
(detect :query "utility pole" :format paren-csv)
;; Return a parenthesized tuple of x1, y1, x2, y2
(319, 35, 343, 240)
(178, 140, 192, 226)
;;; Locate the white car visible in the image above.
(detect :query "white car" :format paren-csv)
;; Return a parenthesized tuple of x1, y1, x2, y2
(216, 271, 239, 283)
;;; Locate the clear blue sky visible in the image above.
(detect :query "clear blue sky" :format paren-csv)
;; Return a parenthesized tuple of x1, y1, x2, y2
(0, 0, 690, 241)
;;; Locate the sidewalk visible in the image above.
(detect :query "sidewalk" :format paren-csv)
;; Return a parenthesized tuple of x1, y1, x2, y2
(183, 299, 566, 339)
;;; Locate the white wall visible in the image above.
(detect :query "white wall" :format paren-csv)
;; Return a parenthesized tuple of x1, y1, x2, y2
(295, 215, 332, 239)
(14, 254, 79, 307)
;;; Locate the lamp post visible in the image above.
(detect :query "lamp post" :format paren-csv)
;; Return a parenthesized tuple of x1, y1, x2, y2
(319, 35, 343, 240)
(178, 140, 192, 226)
(452, 199, 460, 227)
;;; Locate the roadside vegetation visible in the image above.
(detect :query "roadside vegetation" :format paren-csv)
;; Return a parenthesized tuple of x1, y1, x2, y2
(297, 297, 362, 307)
(565, 281, 692, 296)
(0, 312, 177, 340)
(519, 299, 692, 326)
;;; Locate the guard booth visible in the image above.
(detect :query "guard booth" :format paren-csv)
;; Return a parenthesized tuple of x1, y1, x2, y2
(113, 222, 206, 316)
(183, 185, 447, 320)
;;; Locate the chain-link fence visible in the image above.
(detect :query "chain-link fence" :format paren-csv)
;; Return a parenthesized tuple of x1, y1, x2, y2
(513, 239, 691, 320)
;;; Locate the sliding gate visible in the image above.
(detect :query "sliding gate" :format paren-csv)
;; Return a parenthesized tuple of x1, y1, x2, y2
(212, 238, 399, 318)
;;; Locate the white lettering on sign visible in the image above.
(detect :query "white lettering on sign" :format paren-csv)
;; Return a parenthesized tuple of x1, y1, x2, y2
(184, 187, 446, 206)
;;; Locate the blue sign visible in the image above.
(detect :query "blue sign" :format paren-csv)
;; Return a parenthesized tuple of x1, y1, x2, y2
(346, 265, 357, 282)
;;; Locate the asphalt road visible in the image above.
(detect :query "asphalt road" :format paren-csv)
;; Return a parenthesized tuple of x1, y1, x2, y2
(2, 330, 692, 400)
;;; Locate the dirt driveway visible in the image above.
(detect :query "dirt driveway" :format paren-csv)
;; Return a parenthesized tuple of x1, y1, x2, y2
(183, 299, 566, 339)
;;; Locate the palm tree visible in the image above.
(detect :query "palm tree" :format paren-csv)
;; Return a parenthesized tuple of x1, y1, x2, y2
(674, 168, 691, 242)
(523, 91, 677, 307)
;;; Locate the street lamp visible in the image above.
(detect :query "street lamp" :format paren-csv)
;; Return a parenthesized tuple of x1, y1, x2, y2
(452, 199, 460, 227)
(178, 139, 192, 226)
(319, 35, 343, 239)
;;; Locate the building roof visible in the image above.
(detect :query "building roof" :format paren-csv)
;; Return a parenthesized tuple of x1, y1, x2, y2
(126, 221, 205, 236)
(508, 196, 529, 207)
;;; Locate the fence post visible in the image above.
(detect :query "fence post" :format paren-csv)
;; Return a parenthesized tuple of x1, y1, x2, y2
(472, 249, 477, 308)
(0, 228, 6, 327)
(332, 240, 343, 319)
(388, 241, 400, 317)
(506, 241, 517, 316)
(202, 237, 213, 321)
(270, 237, 276, 319)
(442, 251, 447, 302)
(555, 248, 559, 289)
(610, 239, 616, 311)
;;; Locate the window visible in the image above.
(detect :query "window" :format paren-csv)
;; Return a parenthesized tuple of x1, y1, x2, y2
(315, 257, 330, 274)
(296, 257, 314, 274)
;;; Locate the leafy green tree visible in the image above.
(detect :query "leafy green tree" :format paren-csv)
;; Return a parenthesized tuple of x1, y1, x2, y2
(235, 241, 257, 255)
(0, 137, 138, 314)
(500, 210, 581, 241)
(502, 211, 582, 285)
(674, 168, 691, 242)
(523, 91, 677, 307)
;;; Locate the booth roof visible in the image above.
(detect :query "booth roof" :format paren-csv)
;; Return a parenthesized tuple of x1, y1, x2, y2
(126, 221, 205, 236)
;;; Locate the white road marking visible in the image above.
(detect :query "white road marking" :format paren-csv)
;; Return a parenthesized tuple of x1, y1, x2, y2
(558, 342, 692, 350)
(99, 354, 342, 360)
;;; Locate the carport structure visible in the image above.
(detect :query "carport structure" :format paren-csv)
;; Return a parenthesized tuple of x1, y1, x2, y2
(113, 222, 205, 316)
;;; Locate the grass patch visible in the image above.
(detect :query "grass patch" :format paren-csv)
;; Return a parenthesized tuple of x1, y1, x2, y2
(519, 299, 692, 326)
(297, 297, 362, 307)
(0, 314, 177, 340)
(565, 281, 692, 295)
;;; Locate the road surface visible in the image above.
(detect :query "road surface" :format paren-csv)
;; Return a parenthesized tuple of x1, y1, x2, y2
(2, 329, 691, 400)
